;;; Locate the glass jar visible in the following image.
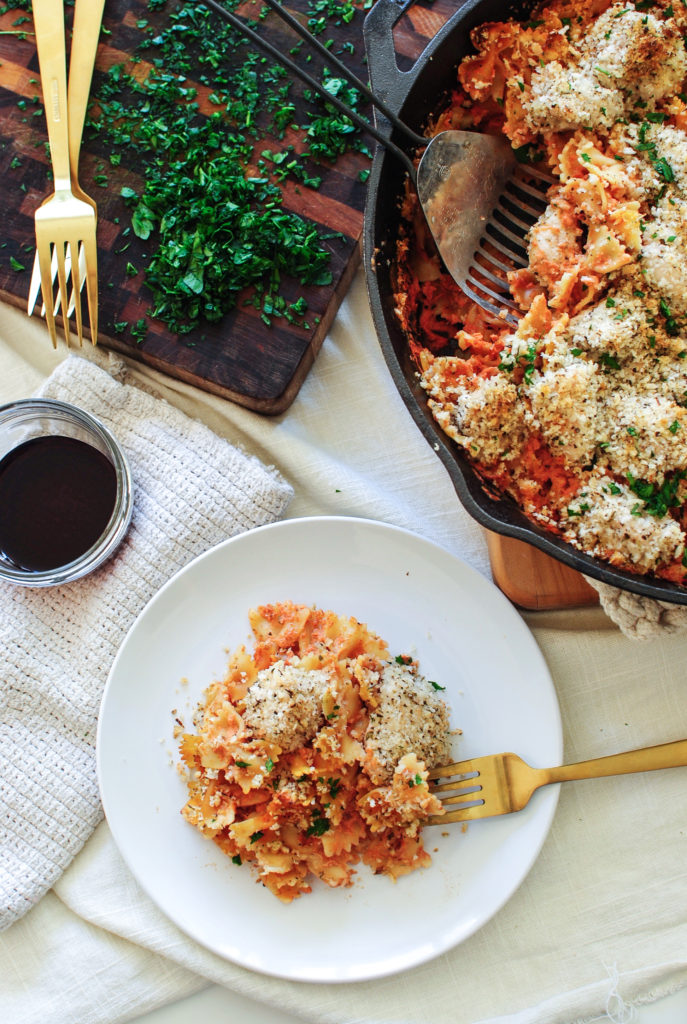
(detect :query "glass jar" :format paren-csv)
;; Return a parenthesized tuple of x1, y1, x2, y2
(0, 398, 133, 586)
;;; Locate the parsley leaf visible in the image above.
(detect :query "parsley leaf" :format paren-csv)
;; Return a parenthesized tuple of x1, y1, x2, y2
(306, 815, 330, 837)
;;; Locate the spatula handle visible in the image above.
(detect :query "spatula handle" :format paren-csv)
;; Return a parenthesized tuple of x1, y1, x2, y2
(546, 739, 687, 785)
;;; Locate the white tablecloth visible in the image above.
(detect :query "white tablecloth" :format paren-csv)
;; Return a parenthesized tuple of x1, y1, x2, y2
(1, 270, 687, 1023)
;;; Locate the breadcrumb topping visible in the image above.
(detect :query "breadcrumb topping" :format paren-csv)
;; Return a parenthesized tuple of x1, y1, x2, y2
(364, 662, 451, 784)
(522, 3, 687, 134)
(400, 1, 687, 583)
(178, 604, 453, 902)
(241, 660, 330, 752)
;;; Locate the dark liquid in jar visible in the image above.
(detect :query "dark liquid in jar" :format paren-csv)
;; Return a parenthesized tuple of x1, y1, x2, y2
(0, 435, 118, 572)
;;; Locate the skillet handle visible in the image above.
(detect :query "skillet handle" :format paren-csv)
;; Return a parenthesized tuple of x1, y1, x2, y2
(363, 0, 415, 115)
(364, 0, 470, 118)
(364, 0, 524, 124)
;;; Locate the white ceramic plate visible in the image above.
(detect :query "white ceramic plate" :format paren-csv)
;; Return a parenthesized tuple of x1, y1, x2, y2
(97, 516, 562, 982)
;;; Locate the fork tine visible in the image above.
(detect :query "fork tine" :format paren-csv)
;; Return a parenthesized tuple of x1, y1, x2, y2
(82, 234, 98, 345)
(427, 801, 489, 825)
(436, 789, 484, 807)
(514, 164, 556, 187)
(54, 246, 75, 317)
(29, 247, 61, 318)
(67, 244, 86, 318)
(68, 239, 84, 346)
(37, 242, 58, 349)
(428, 758, 481, 781)
(430, 779, 481, 798)
(54, 242, 71, 348)
(490, 211, 530, 248)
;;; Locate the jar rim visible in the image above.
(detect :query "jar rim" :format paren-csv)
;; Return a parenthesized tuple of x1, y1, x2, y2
(0, 398, 133, 587)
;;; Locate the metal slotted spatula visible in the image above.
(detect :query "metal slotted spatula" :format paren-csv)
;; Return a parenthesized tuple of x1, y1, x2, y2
(197, 0, 553, 325)
(426, 738, 687, 824)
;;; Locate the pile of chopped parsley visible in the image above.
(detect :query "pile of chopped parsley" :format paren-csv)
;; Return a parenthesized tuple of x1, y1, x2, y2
(4, 0, 373, 339)
(84, 0, 373, 337)
(93, 0, 372, 335)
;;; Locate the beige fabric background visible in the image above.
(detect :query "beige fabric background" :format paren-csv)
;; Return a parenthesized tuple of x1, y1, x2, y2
(1, 270, 686, 1023)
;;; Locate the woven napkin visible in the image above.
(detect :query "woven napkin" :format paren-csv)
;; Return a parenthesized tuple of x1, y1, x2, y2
(583, 576, 687, 639)
(0, 354, 293, 932)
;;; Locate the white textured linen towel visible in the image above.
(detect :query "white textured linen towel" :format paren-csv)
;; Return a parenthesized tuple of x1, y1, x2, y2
(0, 354, 293, 932)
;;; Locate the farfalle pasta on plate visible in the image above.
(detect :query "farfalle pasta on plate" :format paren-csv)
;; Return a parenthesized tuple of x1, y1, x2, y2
(394, 0, 687, 583)
(176, 601, 451, 902)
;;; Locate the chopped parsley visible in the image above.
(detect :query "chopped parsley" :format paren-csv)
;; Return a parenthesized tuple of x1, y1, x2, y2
(659, 298, 681, 336)
(634, 121, 675, 183)
(82, 0, 371, 337)
(626, 470, 686, 518)
(599, 352, 621, 370)
(513, 142, 546, 164)
(499, 342, 538, 382)
(306, 815, 330, 837)
(326, 777, 342, 799)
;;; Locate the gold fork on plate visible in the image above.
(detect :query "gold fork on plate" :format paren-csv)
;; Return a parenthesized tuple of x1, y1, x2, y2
(426, 738, 687, 824)
(31, 0, 99, 347)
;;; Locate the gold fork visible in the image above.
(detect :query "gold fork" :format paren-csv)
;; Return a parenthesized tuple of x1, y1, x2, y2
(28, 0, 104, 340)
(426, 739, 687, 824)
(31, 0, 98, 347)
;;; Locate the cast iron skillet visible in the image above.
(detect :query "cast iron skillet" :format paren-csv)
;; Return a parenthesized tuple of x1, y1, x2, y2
(362, 0, 687, 605)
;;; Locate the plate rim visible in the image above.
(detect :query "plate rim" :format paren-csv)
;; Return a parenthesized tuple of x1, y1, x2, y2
(97, 515, 563, 982)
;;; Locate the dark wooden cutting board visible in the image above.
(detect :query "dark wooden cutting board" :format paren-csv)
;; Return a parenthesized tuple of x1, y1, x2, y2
(0, 0, 474, 415)
(0, 0, 382, 413)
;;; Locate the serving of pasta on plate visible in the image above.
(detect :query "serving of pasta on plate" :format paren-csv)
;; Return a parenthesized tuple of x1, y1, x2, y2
(395, 0, 687, 585)
(176, 601, 451, 902)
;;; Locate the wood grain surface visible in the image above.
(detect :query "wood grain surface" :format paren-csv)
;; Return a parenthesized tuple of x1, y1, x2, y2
(486, 533, 599, 610)
(0, 0, 392, 413)
(0, 0, 464, 413)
